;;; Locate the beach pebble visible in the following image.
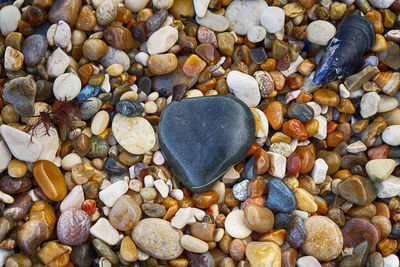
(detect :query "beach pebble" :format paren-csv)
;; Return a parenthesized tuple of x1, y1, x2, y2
(61, 153, 81, 171)
(60, 185, 84, 212)
(366, 159, 396, 182)
(361, 92, 380, 118)
(193, 0, 210, 18)
(4, 47, 24, 71)
(112, 114, 156, 155)
(90, 218, 119, 245)
(0, 141, 12, 173)
(247, 26, 267, 43)
(378, 95, 398, 113)
(382, 125, 400, 146)
(0, 125, 43, 162)
(125, 0, 149, 12)
(98, 180, 128, 207)
(313, 115, 327, 140)
(180, 235, 208, 253)
(260, 7, 285, 34)
(196, 11, 229, 32)
(100, 46, 130, 71)
(306, 20, 336, 45)
(0, 6, 21, 36)
(297, 256, 322, 267)
(225, 210, 252, 239)
(132, 218, 183, 260)
(54, 20, 71, 48)
(171, 207, 192, 229)
(29, 124, 59, 162)
(375, 175, 400, 198)
(96, 0, 118, 26)
(91, 111, 109, 136)
(224, 0, 268, 35)
(227, 70, 260, 107)
(147, 26, 178, 55)
(346, 141, 367, 153)
(154, 179, 169, 198)
(22, 34, 48, 67)
(368, 0, 394, 8)
(46, 48, 70, 78)
(311, 158, 328, 184)
(53, 73, 82, 101)
(153, 0, 174, 9)
(383, 254, 399, 267)
(268, 152, 287, 179)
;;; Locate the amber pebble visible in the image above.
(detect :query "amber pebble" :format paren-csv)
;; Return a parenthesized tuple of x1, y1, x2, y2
(366, 10, 384, 34)
(78, 64, 94, 86)
(313, 89, 340, 107)
(281, 248, 297, 267)
(317, 150, 341, 175)
(17, 220, 48, 255)
(195, 43, 221, 65)
(264, 101, 286, 130)
(5, 32, 23, 51)
(118, 151, 141, 166)
(83, 39, 108, 61)
(326, 131, 344, 147)
(71, 163, 94, 185)
(247, 177, 265, 198)
(337, 122, 352, 142)
(305, 118, 319, 136)
(375, 202, 390, 218)
(191, 222, 215, 242)
(244, 204, 274, 234)
(225, 188, 240, 207)
(75, 5, 96, 31)
(337, 98, 356, 114)
(72, 133, 91, 157)
(371, 215, 392, 238)
(259, 229, 287, 246)
(109, 195, 141, 231)
(120, 236, 137, 263)
(314, 195, 328, 215)
(282, 119, 308, 141)
(104, 26, 134, 50)
(229, 239, 245, 262)
(26, 6, 48, 26)
(295, 146, 315, 174)
(341, 217, 379, 253)
(182, 54, 207, 78)
(148, 53, 178, 75)
(37, 241, 72, 267)
(29, 200, 56, 239)
(348, 204, 376, 219)
(377, 237, 397, 257)
(180, 36, 198, 53)
(253, 148, 269, 175)
(18, 20, 34, 36)
(33, 160, 67, 201)
(116, 6, 132, 24)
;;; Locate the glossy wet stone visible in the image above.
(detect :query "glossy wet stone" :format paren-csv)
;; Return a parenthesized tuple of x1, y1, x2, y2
(0, 175, 31, 194)
(70, 243, 94, 267)
(341, 217, 379, 253)
(287, 216, 306, 249)
(159, 96, 255, 192)
(244, 204, 274, 233)
(57, 208, 91, 246)
(340, 240, 369, 267)
(21, 34, 47, 66)
(287, 102, 314, 122)
(33, 160, 67, 201)
(337, 175, 377, 205)
(116, 99, 143, 117)
(3, 77, 36, 117)
(265, 178, 297, 213)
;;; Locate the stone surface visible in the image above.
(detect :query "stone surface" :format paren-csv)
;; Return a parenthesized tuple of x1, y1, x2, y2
(57, 208, 91, 246)
(196, 11, 229, 32)
(245, 242, 281, 267)
(338, 175, 377, 205)
(89, 218, 119, 246)
(158, 96, 255, 192)
(225, 210, 252, 239)
(53, 73, 82, 101)
(366, 159, 396, 182)
(0, 141, 12, 173)
(306, 20, 336, 45)
(3, 77, 36, 117)
(132, 218, 184, 260)
(98, 180, 128, 207)
(0, 6, 21, 36)
(382, 125, 400, 146)
(302, 216, 343, 261)
(147, 26, 178, 55)
(48, 0, 81, 26)
(265, 178, 297, 213)
(375, 175, 400, 198)
(60, 185, 84, 212)
(226, 70, 261, 107)
(260, 7, 285, 34)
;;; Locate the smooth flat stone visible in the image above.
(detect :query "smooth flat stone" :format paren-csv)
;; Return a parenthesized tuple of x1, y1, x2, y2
(159, 95, 255, 192)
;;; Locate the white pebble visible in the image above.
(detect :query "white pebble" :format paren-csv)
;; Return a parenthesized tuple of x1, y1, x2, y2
(247, 26, 267, 43)
(152, 151, 165, 165)
(143, 175, 154, 188)
(313, 115, 327, 140)
(306, 20, 336, 45)
(180, 235, 209, 253)
(339, 84, 351, 98)
(225, 210, 252, 239)
(311, 158, 328, 184)
(268, 152, 287, 179)
(154, 179, 169, 198)
(260, 7, 284, 34)
(297, 256, 322, 267)
(382, 125, 400, 146)
(60, 185, 84, 212)
(0, 140, 12, 173)
(383, 254, 399, 267)
(54, 20, 71, 48)
(53, 73, 82, 101)
(171, 207, 192, 229)
(170, 189, 184, 201)
(46, 48, 70, 78)
(147, 26, 178, 55)
(98, 180, 128, 207)
(226, 70, 260, 107)
(91, 110, 109, 135)
(0, 6, 20, 36)
(135, 52, 149, 67)
(4, 46, 23, 71)
(361, 92, 380, 118)
(61, 153, 82, 171)
(346, 141, 367, 153)
(223, 166, 240, 184)
(193, 0, 210, 18)
(90, 218, 120, 245)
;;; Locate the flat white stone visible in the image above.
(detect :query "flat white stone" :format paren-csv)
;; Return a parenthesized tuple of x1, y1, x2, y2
(0, 140, 12, 173)
(268, 152, 287, 179)
(212, 181, 225, 204)
(222, 166, 240, 184)
(154, 179, 169, 198)
(194, 0, 210, 18)
(227, 70, 260, 107)
(225, 210, 252, 239)
(90, 218, 120, 245)
(29, 123, 59, 162)
(247, 26, 266, 43)
(346, 141, 367, 153)
(54, 20, 71, 48)
(60, 185, 84, 212)
(375, 175, 400, 198)
(361, 92, 380, 118)
(46, 48, 70, 78)
(311, 158, 328, 184)
(306, 20, 336, 45)
(367, 159, 396, 183)
(260, 6, 285, 34)
(297, 256, 322, 267)
(171, 207, 192, 229)
(339, 84, 351, 98)
(112, 114, 155, 155)
(61, 153, 82, 171)
(383, 254, 400, 267)
(224, 0, 268, 35)
(196, 11, 229, 32)
(125, 0, 149, 12)
(134, 52, 149, 67)
(181, 235, 208, 253)
(378, 95, 398, 113)
(98, 180, 128, 207)
(101, 74, 111, 93)
(0, 6, 20, 36)
(191, 207, 206, 221)
(147, 26, 178, 55)
(53, 73, 82, 101)
(4, 46, 23, 71)
(306, 102, 322, 117)
(170, 189, 183, 201)
(382, 125, 400, 146)
(368, 0, 395, 8)
(91, 110, 110, 136)
(313, 115, 327, 140)
(0, 125, 43, 162)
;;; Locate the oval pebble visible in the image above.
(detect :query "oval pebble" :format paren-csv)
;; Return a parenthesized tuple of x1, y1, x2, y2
(225, 210, 252, 239)
(53, 73, 82, 101)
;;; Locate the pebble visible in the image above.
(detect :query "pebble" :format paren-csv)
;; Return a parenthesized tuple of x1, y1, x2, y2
(125, 0, 149, 12)
(313, 115, 327, 140)
(383, 254, 399, 267)
(109, 195, 141, 231)
(302, 216, 343, 261)
(196, 11, 229, 32)
(378, 95, 398, 113)
(260, 7, 285, 34)
(147, 26, 179, 55)
(265, 178, 297, 213)
(382, 125, 400, 146)
(132, 218, 183, 260)
(98, 180, 128, 207)
(224, 0, 268, 35)
(180, 235, 209, 253)
(244, 204, 274, 233)
(225, 210, 252, 239)
(346, 141, 367, 153)
(91, 111, 109, 135)
(0, 125, 43, 162)
(89, 218, 119, 246)
(46, 48, 70, 78)
(227, 70, 260, 107)
(268, 152, 287, 178)
(21, 34, 48, 67)
(96, 0, 118, 26)
(306, 20, 336, 45)
(0, 6, 21, 36)
(297, 256, 322, 267)
(366, 159, 396, 182)
(0, 141, 12, 173)
(48, 0, 81, 26)
(311, 158, 328, 184)
(100, 46, 130, 71)
(83, 39, 108, 61)
(368, 0, 394, 8)
(112, 114, 155, 155)
(54, 20, 71, 48)
(375, 175, 400, 198)
(3, 77, 37, 117)
(57, 208, 91, 246)
(245, 242, 281, 267)
(53, 73, 82, 101)
(4, 47, 24, 71)
(193, 0, 210, 18)
(60, 185, 84, 212)
(361, 92, 380, 118)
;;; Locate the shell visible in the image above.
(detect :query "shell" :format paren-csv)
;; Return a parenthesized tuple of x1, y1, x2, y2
(372, 72, 400, 96)
(313, 15, 375, 85)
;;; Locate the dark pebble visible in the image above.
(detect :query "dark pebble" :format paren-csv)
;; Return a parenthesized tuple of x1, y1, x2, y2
(116, 99, 143, 117)
(265, 178, 297, 213)
(70, 242, 94, 267)
(288, 102, 314, 122)
(21, 34, 48, 66)
(0, 175, 32, 194)
(287, 215, 306, 249)
(274, 213, 292, 230)
(104, 158, 127, 175)
(250, 47, 267, 64)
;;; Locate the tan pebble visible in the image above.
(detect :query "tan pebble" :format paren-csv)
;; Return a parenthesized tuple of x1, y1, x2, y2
(180, 235, 209, 253)
(7, 159, 27, 178)
(106, 64, 123, 76)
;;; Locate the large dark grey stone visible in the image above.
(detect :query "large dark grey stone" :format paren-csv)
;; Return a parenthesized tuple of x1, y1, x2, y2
(159, 95, 255, 192)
